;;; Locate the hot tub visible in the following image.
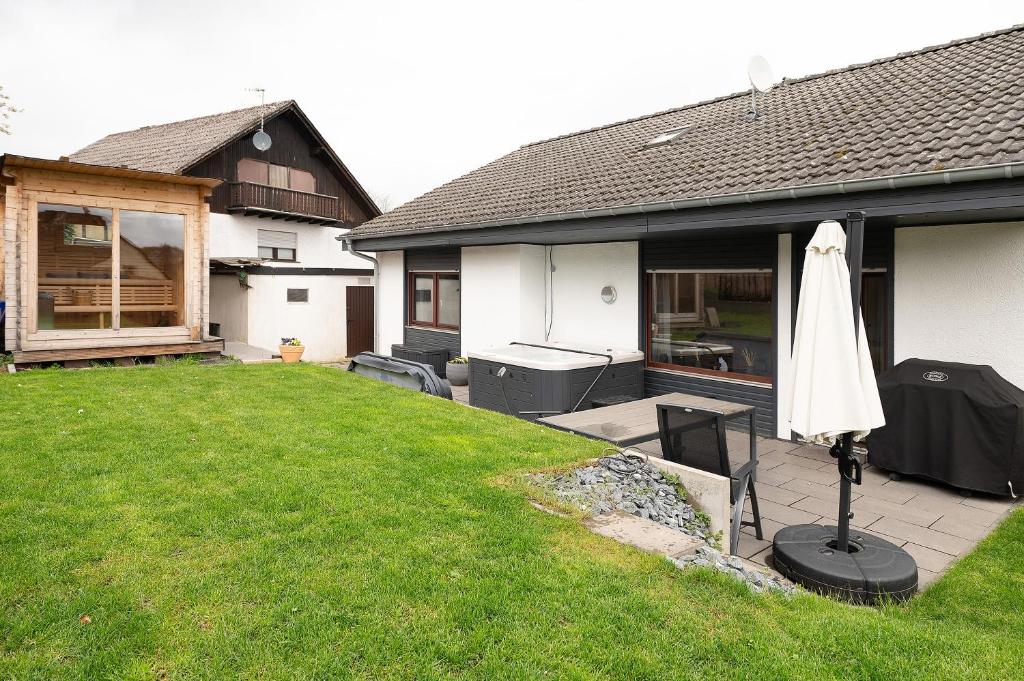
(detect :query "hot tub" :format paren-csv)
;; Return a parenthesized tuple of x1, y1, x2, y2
(468, 342, 644, 420)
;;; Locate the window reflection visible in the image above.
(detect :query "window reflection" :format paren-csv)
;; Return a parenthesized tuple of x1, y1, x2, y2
(649, 271, 773, 380)
(36, 204, 114, 330)
(119, 210, 185, 328)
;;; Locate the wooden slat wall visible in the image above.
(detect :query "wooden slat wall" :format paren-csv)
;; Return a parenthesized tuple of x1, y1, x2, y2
(187, 111, 373, 226)
(641, 234, 778, 436)
(2, 163, 212, 353)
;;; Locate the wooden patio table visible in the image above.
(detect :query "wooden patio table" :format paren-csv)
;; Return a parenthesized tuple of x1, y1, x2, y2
(538, 393, 757, 469)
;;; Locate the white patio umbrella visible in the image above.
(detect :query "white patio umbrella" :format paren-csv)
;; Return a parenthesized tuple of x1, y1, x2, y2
(773, 216, 917, 601)
(788, 220, 885, 444)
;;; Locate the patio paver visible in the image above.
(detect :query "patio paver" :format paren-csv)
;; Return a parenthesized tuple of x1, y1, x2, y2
(441, 385, 1021, 590)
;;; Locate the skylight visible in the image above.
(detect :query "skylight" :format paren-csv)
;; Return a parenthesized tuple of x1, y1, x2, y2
(645, 126, 690, 147)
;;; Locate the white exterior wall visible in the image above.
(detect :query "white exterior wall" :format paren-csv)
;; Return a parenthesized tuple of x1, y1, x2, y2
(377, 250, 405, 354)
(894, 221, 1024, 388)
(546, 242, 640, 350)
(460, 244, 546, 353)
(209, 212, 370, 269)
(210, 274, 248, 342)
(242, 273, 367, 362)
(458, 242, 640, 355)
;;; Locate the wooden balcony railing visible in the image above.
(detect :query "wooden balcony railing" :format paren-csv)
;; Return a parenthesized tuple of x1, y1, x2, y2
(227, 182, 340, 222)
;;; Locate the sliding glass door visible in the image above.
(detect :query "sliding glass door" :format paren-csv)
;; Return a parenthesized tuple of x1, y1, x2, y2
(35, 203, 186, 332)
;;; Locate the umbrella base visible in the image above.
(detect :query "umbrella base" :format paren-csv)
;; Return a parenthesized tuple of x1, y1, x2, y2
(773, 524, 918, 604)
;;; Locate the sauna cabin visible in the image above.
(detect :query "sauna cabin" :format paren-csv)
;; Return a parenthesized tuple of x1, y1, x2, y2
(0, 155, 223, 366)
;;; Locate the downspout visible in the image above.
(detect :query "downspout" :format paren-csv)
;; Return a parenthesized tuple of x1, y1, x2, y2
(340, 235, 380, 354)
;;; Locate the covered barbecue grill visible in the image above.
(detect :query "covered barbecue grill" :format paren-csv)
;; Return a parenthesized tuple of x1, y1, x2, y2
(867, 359, 1024, 496)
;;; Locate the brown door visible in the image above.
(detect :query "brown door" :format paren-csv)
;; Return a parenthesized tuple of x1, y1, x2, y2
(861, 272, 888, 374)
(346, 286, 374, 357)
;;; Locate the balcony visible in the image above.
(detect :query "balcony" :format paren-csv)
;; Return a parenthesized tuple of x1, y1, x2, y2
(226, 182, 341, 225)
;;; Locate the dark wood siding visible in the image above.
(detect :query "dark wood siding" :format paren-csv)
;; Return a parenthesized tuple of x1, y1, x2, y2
(185, 110, 372, 225)
(403, 248, 461, 359)
(641, 234, 777, 436)
(643, 233, 776, 269)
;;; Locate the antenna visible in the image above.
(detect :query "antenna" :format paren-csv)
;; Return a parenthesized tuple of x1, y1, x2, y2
(245, 87, 272, 151)
(746, 55, 777, 121)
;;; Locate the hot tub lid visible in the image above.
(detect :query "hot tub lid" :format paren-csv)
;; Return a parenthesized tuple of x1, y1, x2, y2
(468, 342, 644, 371)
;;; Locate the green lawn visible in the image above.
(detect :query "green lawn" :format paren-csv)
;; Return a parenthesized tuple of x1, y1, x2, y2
(1, 363, 1022, 679)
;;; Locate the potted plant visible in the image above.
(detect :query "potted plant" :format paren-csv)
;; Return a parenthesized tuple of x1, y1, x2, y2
(446, 356, 470, 386)
(279, 337, 305, 363)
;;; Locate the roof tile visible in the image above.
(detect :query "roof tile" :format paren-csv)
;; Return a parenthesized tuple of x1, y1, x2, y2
(354, 26, 1024, 237)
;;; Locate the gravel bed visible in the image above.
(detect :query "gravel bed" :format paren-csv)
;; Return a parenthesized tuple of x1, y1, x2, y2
(529, 451, 799, 596)
(672, 546, 799, 596)
(527, 451, 716, 545)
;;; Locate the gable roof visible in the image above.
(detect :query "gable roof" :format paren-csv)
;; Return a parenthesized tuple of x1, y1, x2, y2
(352, 25, 1024, 239)
(71, 101, 293, 174)
(70, 100, 379, 217)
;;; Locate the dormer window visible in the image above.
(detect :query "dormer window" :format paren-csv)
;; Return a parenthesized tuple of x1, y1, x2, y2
(645, 126, 690, 148)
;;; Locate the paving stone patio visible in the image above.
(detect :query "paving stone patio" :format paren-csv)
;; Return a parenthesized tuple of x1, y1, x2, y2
(636, 432, 1020, 587)
(452, 386, 1019, 588)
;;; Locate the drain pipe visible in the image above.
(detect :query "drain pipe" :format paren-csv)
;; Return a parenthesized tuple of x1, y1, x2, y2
(339, 236, 380, 354)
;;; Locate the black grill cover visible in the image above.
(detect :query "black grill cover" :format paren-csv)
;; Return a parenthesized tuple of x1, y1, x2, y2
(866, 359, 1024, 496)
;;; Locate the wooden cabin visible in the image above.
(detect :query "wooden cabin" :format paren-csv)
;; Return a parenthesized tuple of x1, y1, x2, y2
(1, 155, 223, 365)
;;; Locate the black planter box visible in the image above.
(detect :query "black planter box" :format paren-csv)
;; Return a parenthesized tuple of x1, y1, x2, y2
(391, 344, 449, 377)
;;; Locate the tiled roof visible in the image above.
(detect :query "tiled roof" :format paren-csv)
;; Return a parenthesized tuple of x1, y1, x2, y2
(70, 101, 293, 174)
(354, 25, 1024, 237)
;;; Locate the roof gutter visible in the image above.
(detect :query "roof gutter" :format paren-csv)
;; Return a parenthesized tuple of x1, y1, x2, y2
(350, 161, 1024, 242)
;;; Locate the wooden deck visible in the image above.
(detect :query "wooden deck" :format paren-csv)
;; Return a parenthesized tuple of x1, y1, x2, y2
(13, 338, 224, 365)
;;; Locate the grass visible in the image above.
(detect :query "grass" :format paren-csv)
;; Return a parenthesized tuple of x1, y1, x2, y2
(1, 363, 1022, 679)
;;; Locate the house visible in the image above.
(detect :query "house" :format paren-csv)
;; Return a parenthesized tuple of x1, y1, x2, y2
(70, 101, 381, 362)
(0, 155, 222, 364)
(346, 25, 1024, 438)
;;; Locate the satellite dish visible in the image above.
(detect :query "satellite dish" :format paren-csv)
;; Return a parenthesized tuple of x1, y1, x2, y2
(748, 55, 777, 92)
(252, 129, 272, 151)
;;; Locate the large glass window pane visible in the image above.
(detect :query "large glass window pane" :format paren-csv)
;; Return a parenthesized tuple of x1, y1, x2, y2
(650, 271, 773, 379)
(412, 275, 434, 323)
(438, 274, 460, 327)
(36, 203, 114, 330)
(119, 210, 185, 328)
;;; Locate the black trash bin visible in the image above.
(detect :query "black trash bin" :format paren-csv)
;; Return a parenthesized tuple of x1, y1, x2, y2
(867, 359, 1024, 496)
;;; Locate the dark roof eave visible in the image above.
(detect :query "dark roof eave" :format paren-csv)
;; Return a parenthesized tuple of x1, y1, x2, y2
(349, 161, 1024, 246)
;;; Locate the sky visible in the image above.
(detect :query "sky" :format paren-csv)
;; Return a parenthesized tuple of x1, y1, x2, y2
(1, 1, 1021, 211)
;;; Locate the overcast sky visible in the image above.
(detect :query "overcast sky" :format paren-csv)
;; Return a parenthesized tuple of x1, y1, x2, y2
(1, 1, 1020, 210)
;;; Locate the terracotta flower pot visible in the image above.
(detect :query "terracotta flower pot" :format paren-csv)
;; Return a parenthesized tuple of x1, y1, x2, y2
(279, 344, 305, 363)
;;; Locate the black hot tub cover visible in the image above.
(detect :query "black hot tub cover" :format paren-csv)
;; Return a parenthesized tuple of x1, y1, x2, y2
(867, 359, 1024, 496)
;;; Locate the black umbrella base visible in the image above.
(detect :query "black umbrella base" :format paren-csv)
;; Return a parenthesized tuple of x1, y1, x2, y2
(773, 524, 918, 604)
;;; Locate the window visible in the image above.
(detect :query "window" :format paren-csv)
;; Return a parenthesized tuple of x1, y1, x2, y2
(646, 126, 691, 147)
(237, 159, 317, 193)
(257, 229, 297, 261)
(408, 272, 460, 330)
(287, 288, 309, 303)
(647, 270, 773, 383)
(36, 203, 185, 331)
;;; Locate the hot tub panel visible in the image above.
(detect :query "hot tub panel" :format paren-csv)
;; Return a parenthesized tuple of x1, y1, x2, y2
(469, 358, 643, 420)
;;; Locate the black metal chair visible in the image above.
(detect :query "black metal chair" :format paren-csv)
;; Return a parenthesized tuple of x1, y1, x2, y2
(656, 404, 763, 555)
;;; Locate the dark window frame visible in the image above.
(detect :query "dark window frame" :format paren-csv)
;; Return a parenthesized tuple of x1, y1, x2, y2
(257, 246, 297, 262)
(644, 269, 773, 385)
(407, 271, 459, 331)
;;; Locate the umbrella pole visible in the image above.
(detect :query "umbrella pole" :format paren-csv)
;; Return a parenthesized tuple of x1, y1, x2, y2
(837, 211, 866, 552)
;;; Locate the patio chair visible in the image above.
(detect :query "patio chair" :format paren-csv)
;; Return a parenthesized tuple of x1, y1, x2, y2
(656, 404, 763, 555)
